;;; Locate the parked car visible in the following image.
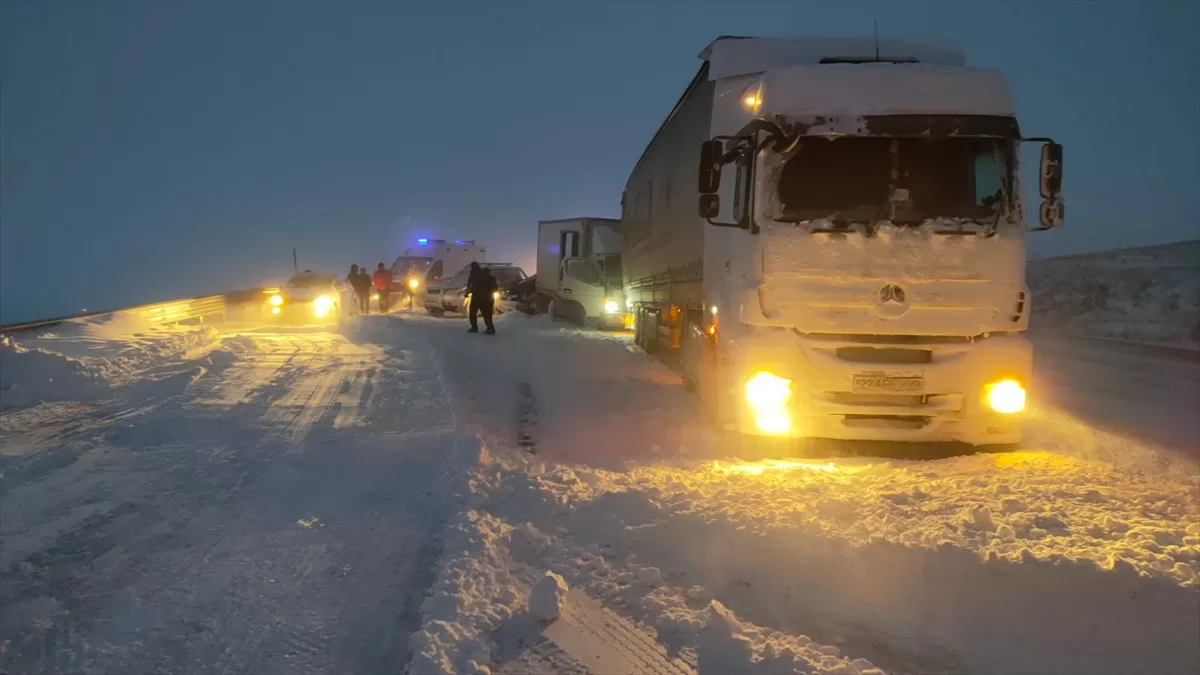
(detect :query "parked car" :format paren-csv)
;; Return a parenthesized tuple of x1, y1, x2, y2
(423, 263, 527, 316)
(263, 270, 346, 323)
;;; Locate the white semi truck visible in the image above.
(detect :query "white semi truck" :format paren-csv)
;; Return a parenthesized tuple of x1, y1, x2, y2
(621, 35, 1065, 447)
(536, 218, 627, 329)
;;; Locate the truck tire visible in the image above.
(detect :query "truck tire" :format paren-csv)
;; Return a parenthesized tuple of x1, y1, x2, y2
(428, 307, 444, 317)
(643, 309, 660, 354)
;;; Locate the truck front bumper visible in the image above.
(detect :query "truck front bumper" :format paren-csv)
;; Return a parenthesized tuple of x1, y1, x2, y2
(732, 333, 1032, 446)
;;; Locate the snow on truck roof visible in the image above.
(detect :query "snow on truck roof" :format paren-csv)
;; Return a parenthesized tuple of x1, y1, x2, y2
(700, 35, 967, 80)
(761, 63, 1015, 117)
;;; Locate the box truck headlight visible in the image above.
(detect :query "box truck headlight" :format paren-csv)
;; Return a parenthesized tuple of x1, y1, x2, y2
(268, 294, 284, 307)
(409, 278, 420, 290)
(604, 298, 620, 313)
(985, 379, 1026, 414)
(312, 295, 335, 318)
(744, 371, 793, 434)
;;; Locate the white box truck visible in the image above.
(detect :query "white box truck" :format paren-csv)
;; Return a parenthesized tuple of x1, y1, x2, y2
(536, 218, 627, 329)
(621, 35, 1065, 447)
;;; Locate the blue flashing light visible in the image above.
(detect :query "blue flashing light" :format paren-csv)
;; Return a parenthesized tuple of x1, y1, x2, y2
(417, 237, 429, 246)
(456, 240, 465, 245)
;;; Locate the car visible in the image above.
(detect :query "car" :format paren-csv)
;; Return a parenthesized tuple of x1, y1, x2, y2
(263, 270, 346, 323)
(423, 263, 527, 316)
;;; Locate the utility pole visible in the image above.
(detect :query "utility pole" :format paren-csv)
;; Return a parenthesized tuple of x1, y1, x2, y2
(874, 19, 880, 61)
(292, 248, 299, 275)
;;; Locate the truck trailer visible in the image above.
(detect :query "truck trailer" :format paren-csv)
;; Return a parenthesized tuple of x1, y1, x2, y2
(620, 35, 1065, 447)
(536, 217, 627, 329)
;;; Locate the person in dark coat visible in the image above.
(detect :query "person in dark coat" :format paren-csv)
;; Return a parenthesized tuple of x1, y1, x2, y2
(466, 262, 497, 334)
(349, 264, 372, 314)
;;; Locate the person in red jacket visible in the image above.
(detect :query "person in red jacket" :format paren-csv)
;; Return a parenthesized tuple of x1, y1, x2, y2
(372, 263, 393, 313)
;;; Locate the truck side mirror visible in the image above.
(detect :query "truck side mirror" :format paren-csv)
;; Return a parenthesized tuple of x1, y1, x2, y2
(699, 194, 720, 219)
(1038, 200, 1065, 229)
(698, 140, 723, 194)
(1040, 142, 1063, 199)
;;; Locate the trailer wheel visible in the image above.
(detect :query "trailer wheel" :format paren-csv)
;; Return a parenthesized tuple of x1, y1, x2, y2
(643, 309, 660, 354)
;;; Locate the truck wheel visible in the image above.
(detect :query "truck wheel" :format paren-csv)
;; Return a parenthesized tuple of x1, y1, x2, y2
(643, 310, 660, 354)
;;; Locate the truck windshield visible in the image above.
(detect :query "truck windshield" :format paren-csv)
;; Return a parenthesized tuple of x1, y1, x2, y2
(776, 137, 1011, 225)
(602, 256, 622, 287)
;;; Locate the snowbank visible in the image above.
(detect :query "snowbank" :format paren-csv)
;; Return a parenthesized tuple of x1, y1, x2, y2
(1029, 240, 1200, 347)
(0, 312, 220, 410)
(406, 441, 525, 675)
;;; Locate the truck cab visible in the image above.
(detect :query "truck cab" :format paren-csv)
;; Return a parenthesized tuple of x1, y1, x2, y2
(624, 36, 1065, 447)
(537, 218, 628, 330)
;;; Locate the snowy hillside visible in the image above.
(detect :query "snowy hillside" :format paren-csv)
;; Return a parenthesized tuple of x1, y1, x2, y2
(1028, 240, 1200, 346)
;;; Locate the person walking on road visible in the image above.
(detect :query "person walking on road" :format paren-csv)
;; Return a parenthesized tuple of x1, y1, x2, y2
(466, 262, 497, 335)
(372, 263, 393, 313)
(349, 264, 372, 314)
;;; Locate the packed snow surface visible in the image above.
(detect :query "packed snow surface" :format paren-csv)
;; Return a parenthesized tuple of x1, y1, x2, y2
(401, 312, 1198, 675)
(3, 298, 1198, 675)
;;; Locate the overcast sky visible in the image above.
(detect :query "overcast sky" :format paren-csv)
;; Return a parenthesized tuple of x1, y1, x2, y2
(2, 1, 1197, 322)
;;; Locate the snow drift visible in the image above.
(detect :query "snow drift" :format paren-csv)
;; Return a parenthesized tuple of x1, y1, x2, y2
(0, 313, 220, 410)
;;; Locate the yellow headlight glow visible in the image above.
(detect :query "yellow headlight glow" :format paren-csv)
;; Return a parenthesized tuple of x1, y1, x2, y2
(744, 371, 793, 434)
(986, 379, 1026, 414)
(604, 299, 620, 313)
(312, 294, 335, 318)
(268, 294, 284, 306)
(492, 291, 500, 301)
(409, 278, 420, 290)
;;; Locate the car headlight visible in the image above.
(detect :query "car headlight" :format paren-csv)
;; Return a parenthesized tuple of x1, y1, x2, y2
(268, 294, 284, 306)
(312, 294, 335, 318)
(744, 371, 792, 434)
(492, 291, 500, 301)
(985, 379, 1026, 414)
(603, 298, 620, 313)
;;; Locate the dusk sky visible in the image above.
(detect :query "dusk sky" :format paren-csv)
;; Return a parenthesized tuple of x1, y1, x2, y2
(2, 1, 1197, 323)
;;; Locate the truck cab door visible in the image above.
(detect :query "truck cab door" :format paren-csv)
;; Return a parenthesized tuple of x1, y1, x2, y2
(559, 257, 604, 316)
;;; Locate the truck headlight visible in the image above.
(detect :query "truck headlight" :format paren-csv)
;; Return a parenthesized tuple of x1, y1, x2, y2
(409, 279, 420, 290)
(744, 371, 792, 433)
(312, 294, 335, 318)
(603, 298, 620, 313)
(268, 294, 284, 306)
(985, 379, 1026, 414)
(492, 291, 500, 301)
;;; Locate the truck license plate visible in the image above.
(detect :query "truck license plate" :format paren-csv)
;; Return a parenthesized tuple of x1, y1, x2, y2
(853, 374, 924, 394)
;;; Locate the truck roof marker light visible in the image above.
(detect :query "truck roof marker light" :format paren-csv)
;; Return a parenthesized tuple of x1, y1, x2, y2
(744, 95, 760, 107)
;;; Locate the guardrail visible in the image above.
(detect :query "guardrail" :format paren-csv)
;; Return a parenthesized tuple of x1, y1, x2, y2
(0, 289, 264, 335)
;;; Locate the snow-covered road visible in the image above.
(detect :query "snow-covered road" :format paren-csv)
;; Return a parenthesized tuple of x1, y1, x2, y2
(2, 312, 1198, 675)
(0, 324, 479, 673)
